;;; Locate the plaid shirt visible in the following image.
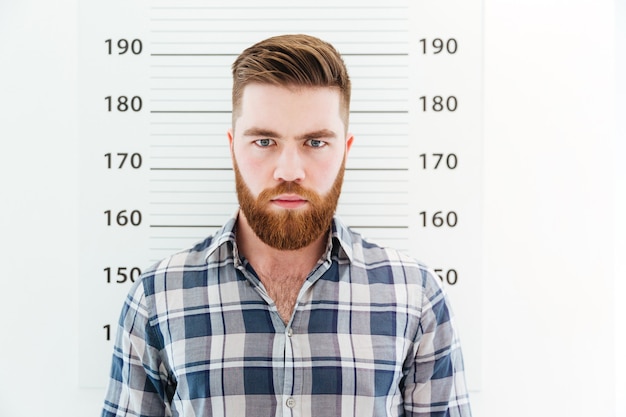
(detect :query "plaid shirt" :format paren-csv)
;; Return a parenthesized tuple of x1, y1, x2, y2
(102, 214, 472, 417)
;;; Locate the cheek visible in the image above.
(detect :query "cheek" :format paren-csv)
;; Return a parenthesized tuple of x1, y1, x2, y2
(315, 154, 345, 192)
(234, 153, 270, 194)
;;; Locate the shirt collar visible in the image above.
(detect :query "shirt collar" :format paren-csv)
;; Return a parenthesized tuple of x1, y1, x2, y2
(329, 215, 354, 262)
(204, 210, 354, 264)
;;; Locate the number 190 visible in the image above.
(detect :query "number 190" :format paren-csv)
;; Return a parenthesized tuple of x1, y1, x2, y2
(419, 38, 458, 54)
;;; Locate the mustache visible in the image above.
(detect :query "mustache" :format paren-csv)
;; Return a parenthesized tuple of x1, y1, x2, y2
(257, 181, 322, 203)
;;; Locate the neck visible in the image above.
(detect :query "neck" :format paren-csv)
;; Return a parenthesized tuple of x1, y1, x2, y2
(235, 210, 328, 274)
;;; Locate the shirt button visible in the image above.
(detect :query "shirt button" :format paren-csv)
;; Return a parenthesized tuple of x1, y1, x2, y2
(287, 328, 293, 337)
(286, 397, 296, 408)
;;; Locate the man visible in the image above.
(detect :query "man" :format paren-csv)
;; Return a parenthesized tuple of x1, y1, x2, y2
(102, 34, 472, 417)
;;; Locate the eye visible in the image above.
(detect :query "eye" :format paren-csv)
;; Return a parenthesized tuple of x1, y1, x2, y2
(306, 139, 327, 148)
(254, 138, 275, 147)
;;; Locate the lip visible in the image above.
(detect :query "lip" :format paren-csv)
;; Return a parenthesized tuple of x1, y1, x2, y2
(271, 194, 308, 209)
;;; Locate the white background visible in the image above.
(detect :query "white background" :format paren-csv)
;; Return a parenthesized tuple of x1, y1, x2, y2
(0, 1, 623, 416)
(76, 0, 486, 391)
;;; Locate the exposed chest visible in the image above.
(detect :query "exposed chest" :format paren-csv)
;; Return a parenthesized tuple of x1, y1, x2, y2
(258, 269, 308, 323)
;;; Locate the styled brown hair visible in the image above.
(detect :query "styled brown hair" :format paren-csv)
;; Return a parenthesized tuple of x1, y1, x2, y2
(231, 34, 351, 129)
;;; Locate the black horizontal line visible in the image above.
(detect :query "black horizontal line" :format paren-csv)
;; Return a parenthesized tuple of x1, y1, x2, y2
(344, 53, 408, 56)
(151, 53, 237, 57)
(151, 53, 408, 57)
(351, 110, 408, 114)
(150, 110, 407, 114)
(150, 167, 407, 171)
(350, 226, 408, 229)
(150, 224, 408, 229)
(150, 6, 406, 10)
(151, 225, 222, 228)
(347, 168, 408, 171)
(151, 110, 231, 114)
(151, 167, 232, 171)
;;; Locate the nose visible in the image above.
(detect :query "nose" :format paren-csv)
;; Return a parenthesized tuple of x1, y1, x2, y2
(273, 144, 305, 183)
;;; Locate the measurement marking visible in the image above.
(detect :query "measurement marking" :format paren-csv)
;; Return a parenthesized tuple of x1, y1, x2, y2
(150, 134, 216, 136)
(150, 110, 407, 114)
(150, 167, 408, 171)
(151, 167, 232, 171)
(340, 53, 409, 57)
(150, 122, 218, 125)
(149, 145, 217, 148)
(151, 110, 231, 114)
(149, 144, 406, 148)
(151, 41, 409, 45)
(149, 237, 216, 241)
(151, 29, 407, 33)
(150, 225, 225, 228)
(150, 87, 231, 90)
(151, 53, 408, 57)
(150, 6, 407, 10)
(351, 110, 408, 114)
(149, 86, 404, 90)
(151, 53, 237, 57)
(150, 76, 229, 79)
(347, 168, 408, 171)
(151, 98, 407, 102)
(350, 226, 409, 229)
(150, 224, 408, 229)
(149, 133, 407, 137)
(151, 99, 230, 102)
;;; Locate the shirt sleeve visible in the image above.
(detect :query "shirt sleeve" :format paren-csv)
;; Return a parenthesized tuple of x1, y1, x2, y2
(402, 269, 472, 417)
(102, 280, 171, 417)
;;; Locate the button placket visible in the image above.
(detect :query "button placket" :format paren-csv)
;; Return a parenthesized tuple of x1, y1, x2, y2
(282, 322, 296, 415)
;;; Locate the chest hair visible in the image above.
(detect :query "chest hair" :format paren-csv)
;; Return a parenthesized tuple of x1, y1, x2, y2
(258, 269, 307, 324)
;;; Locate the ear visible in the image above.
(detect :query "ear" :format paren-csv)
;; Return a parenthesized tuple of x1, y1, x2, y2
(345, 133, 354, 155)
(227, 128, 234, 156)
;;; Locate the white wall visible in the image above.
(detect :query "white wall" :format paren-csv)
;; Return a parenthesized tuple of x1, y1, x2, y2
(615, 0, 626, 416)
(0, 1, 102, 416)
(0, 1, 621, 416)
(477, 1, 617, 415)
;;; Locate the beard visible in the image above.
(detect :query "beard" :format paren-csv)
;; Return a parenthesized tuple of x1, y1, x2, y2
(233, 158, 345, 251)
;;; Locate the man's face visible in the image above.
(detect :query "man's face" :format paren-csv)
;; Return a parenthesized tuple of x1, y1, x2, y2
(228, 84, 353, 250)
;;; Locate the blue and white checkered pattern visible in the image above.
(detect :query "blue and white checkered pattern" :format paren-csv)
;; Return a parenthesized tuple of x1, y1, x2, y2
(102, 214, 472, 417)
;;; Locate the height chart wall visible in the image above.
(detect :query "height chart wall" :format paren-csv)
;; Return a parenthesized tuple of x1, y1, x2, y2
(78, 0, 483, 391)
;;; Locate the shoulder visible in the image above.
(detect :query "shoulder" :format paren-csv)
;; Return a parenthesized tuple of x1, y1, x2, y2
(134, 221, 237, 301)
(333, 218, 440, 291)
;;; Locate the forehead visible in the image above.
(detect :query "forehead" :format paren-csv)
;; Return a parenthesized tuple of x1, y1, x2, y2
(236, 84, 344, 131)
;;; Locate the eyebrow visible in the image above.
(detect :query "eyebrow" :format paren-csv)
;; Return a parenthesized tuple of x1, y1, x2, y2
(242, 127, 338, 141)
